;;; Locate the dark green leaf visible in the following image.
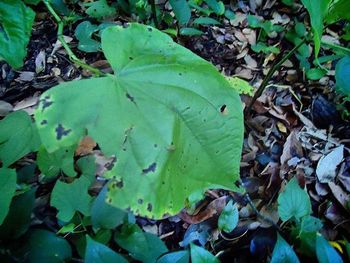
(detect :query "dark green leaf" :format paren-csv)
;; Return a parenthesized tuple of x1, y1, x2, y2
(169, 0, 191, 25)
(0, 188, 36, 239)
(299, 215, 323, 233)
(335, 56, 350, 95)
(37, 145, 76, 179)
(23, 0, 41, 5)
(325, 0, 350, 24)
(271, 234, 300, 263)
(190, 243, 219, 263)
(224, 10, 235, 20)
(218, 200, 239, 233)
(251, 42, 280, 54)
(0, 0, 35, 68)
(85, 0, 116, 19)
(193, 17, 221, 25)
(51, 176, 93, 222)
(115, 224, 168, 263)
(91, 186, 127, 229)
(203, 0, 224, 15)
(282, 0, 294, 6)
(75, 21, 100, 53)
(28, 229, 72, 263)
(157, 250, 190, 263)
(85, 235, 128, 263)
(0, 168, 16, 225)
(316, 234, 343, 263)
(0, 111, 40, 167)
(277, 178, 311, 222)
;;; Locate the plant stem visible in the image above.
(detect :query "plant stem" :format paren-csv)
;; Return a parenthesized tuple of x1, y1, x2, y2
(43, 0, 104, 77)
(245, 39, 307, 115)
(149, 0, 159, 29)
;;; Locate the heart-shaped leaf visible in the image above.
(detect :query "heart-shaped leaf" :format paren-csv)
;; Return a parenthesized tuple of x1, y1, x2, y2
(35, 23, 243, 219)
(0, 0, 35, 68)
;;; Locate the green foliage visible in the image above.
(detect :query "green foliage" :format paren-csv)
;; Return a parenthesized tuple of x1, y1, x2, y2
(335, 56, 350, 96)
(51, 176, 93, 222)
(316, 234, 343, 263)
(226, 77, 254, 96)
(218, 200, 239, 233)
(157, 251, 190, 263)
(0, 0, 35, 69)
(190, 243, 219, 263)
(247, 15, 284, 35)
(84, 0, 117, 19)
(27, 229, 72, 263)
(271, 234, 300, 263)
(0, 111, 40, 168)
(169, 0, 191, 25)
(75, 21, 101, 53)
(251, 42, 280, 54)
(34, 23, 244, 219)
(85, 236, 128, 263)
(0, 168, 16, 225)
(277, 178, 311, 222)
(115, 224, 168, 262)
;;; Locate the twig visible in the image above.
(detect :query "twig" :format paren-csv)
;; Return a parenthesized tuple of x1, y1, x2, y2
(43, 0, 104, 77)
(245, 39, 307, 115)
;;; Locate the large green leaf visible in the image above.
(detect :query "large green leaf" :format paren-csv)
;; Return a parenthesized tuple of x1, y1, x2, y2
(27, 229, 72, 263)
(271, 234, 300, 263)
(35, 23, 243, 219)
(0, 168, 16, 225)
(277, 178, 311, 222)
(0, 0, 35, 69)
(0, 111, 40, 167)
(300, 0, 331, 58)
(335, 56, 350, 95)
(316, 234, 343, 263)
(325, 0, 350, 24)
(190, 243, 219, 263)
(115, 224, 168, 263)
(85, 236, 128, 263)
(51, 176, 93, 222)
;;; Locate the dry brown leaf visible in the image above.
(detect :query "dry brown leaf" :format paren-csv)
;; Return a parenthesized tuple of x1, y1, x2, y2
(75, 136, 97, 156)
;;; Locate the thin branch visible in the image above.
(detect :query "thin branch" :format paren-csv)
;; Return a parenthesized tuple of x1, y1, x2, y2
(43, 0, 104, 77)
(245, 39, 307, 115)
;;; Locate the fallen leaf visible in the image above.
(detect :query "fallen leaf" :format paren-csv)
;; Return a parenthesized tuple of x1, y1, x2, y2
(316, 145, 344, 183)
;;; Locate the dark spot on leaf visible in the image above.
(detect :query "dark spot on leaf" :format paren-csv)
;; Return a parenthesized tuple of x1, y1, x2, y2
(138, 199, 143, 204)
(106, 198, 112, 204)
(129, 56, 133, 60)
(126, 92, 135, 103)
(40, 96, 53, 112)
(40, 120, 48, 125)
(105, 156, 117, 170)
(147, 203, 152, 212)
(179, 73, 182, 76)
(148, 27, 152, 32)
(122, 148, 127, 151)
(55, 124, 71, 140)
(154, 144, 157, 148)
(116, 180, 123, 188)
(162, 181, 165, 185)
(220, 105, 226, 112)
(142, 162, 156, 174)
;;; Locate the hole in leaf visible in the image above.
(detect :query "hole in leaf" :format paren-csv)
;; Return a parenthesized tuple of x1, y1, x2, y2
(55, 124, 72, 140)
(142, 162, 157, 174)
(147, 203, 152, 212)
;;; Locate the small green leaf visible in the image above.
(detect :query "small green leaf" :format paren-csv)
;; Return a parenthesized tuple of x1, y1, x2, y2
(57, 223, 76, 234)
(225, 77, 254, 95)
(190, 243, 219, 263)
(37, 145, 76, 179)
(336, 56, 350, 96)
(28, 229, 72, 263)
(0, 0, 35, 68)
(271, 234, 300, 263)
(91, 186, 128, 229)
(299, 215, 323, 233)
(180, 27, 204, 35)
(282, 0, 294, 6)
(224, 10, 235, 20)
(51, 177, 93, 222)
(218, 200, 239, 233)
(115, 224, 168, 263)
(203, 0, 224, 15)
(85, 235, 128, 263)
(251, 42, 280, 54)
(193, 17, 221, 25)
(300, 0, 331, 59)
(306, 68, 327, 80)
(316, 234, 343, 263)
(0, 111, 40, 167)
(0, 168, 16, 225)
(277, 178, 311, 222)
(75, 21, 100, 53)
(85, 0, 116, 19)
(157, 250, 190, 263)
(169, 0, 191, 25)
(0, 188, 36, 239)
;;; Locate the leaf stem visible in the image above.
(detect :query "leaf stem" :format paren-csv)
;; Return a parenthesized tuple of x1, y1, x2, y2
(245, 39, 307, 115)
(43, 0, 104, 77)
(321, 41, 350, 55)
